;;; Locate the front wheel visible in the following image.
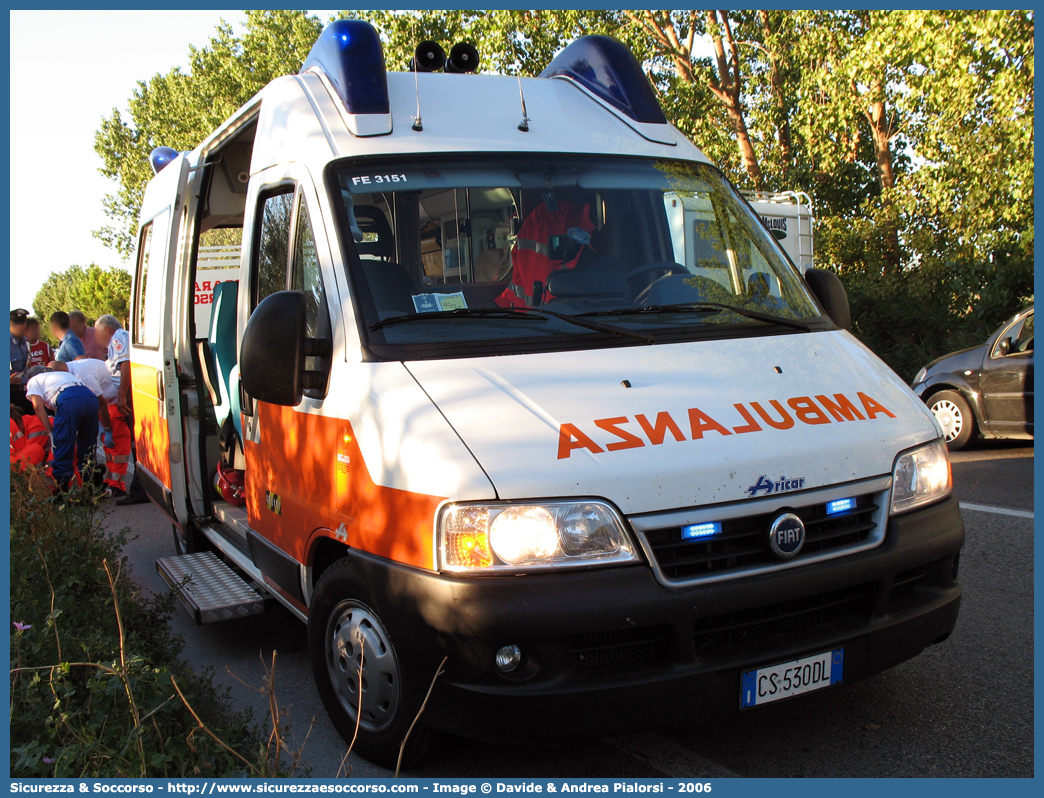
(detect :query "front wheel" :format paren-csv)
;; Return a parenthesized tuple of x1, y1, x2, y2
(928, 390, 976, 450)
(308, 559, 437, 770)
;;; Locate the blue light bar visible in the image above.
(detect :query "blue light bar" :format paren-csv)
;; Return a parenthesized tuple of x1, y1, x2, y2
(301, 20, 389, 117)
(682, 522, 722, 540)
(826, 498, 857, 515)
(539, 36, 668, 125)
(149, 146, 179, 175)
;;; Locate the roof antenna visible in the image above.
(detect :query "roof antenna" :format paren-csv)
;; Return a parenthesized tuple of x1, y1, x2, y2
(411, 19, 423, 131)
(516, 74, 530, 132)
(412, 62, 424, 131)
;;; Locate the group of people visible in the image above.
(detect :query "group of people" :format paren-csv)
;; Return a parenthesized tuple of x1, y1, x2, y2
(10, 307, 147, 504)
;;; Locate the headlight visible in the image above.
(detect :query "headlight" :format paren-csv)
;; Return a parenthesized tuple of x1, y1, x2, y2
(891, 439, 952, 514)
(438, 500, 638, 572)
(912, 367, 927, 387)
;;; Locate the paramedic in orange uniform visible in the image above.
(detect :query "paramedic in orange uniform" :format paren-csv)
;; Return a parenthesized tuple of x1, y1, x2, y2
(10, 405, 27, 460)
(93, 315, 148, 504)
(10, 404, 50, 469)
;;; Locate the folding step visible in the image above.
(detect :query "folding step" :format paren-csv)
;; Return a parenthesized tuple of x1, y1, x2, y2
(156, 551, 265, 625)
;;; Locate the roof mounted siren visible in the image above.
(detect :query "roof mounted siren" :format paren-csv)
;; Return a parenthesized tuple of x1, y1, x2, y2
(301, 19, 391, 137)
(445, 42, 480, 73)
(540, 35, 674, 144)
(149, 146, 180, 174)
(409, 41, 446, 72)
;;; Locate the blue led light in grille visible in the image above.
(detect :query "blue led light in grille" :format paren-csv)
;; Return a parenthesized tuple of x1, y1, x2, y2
(826, 497, 857, 515)
(682, 522, 722, 540)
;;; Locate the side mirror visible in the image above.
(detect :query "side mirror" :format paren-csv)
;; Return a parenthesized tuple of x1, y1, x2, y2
(997, 337, 1013, 357)
(804, 268, 851, 331)
(240, 291, 307, 406)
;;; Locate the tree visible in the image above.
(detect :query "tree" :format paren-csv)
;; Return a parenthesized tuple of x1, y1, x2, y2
(32, 268, 83, 332)
(32, 265, 132, 342)
(94, 10, 324, 257)
(75, 264, 133, 323)
(356, 9, 623, 77)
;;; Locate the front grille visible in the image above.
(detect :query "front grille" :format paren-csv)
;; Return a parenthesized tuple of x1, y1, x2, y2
(572, 627, 668, 669)
(692, 583, 875, 662)
(642, 493, 879, 582)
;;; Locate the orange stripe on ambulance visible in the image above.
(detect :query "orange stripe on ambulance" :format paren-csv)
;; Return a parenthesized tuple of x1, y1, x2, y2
(557, 392, 896, 459)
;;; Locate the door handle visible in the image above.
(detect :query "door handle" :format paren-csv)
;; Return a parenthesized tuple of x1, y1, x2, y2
(156, 371, 165, 402)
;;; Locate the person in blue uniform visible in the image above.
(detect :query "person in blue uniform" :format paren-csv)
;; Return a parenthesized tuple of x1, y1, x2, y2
(24, 365, 100, 491)
(10, 308, 32, 413)
(50, 311, 85, 362)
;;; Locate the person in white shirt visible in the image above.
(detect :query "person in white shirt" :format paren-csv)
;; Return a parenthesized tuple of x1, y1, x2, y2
(93, 315, 144, 502)
(24, 366, 103, 490)
(49, 359, 116, 446)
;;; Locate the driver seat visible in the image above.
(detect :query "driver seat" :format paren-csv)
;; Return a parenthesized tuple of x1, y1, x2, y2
(496, 201, 595, 307)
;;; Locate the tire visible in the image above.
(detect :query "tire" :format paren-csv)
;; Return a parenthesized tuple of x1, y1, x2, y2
(928, 390, 976, 451)
(308, 558, 438, 770)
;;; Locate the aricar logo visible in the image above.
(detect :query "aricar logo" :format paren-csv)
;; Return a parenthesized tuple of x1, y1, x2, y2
(747, 475, 806, 498)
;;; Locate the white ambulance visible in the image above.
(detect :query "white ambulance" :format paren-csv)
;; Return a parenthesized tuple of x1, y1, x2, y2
(131, 22, 964, 767)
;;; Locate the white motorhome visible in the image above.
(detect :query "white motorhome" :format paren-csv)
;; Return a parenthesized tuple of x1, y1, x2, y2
(746, 191, 814, 272)
(666, 190, 814, 298)
(130, 22, 964, 767)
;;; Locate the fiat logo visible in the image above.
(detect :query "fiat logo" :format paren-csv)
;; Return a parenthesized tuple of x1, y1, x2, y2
(768, 512, 806, 559)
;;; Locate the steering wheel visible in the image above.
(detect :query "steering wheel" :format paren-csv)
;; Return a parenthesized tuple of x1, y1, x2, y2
(624, 261, 689, 282)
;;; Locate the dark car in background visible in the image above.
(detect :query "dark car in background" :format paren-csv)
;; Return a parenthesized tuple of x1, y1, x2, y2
(911, 306, 1034, 450)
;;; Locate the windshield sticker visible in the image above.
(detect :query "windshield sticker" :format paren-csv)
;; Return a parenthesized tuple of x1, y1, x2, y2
(557, 392, 896, 460)
(412, 292, 468, 313)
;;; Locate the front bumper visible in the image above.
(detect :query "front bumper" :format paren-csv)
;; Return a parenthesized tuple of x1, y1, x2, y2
(353, 495, 964, 742)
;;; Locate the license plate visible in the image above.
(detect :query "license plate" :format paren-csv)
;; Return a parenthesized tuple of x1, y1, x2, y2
(740, 648, 844, 709)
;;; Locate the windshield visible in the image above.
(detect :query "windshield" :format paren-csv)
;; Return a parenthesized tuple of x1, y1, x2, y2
(332, 156, 826, 359)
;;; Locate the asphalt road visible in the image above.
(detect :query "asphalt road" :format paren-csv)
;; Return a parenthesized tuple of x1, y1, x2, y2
(109, 439, 1034, 778)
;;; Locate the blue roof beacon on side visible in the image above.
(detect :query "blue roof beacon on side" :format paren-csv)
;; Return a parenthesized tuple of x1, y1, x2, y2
(301, 19, 392, 137)
(539, 35, 669, 126)
(149, 146, 180, 174)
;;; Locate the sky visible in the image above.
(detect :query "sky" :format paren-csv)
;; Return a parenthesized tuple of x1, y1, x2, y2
(8, 10, 250, 311)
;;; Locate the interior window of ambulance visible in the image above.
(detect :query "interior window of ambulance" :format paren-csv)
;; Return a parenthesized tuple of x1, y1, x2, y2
(254, 189, 294, 306)
(291, 199, 332, 397)
(194, 228, 242, 337)
(133, 211, 168, 348)
(332, 157, 824, 358)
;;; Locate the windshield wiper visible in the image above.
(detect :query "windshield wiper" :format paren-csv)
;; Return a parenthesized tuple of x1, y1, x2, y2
(370, 304, 655, 343)
(578, 302, 815, 332)
(370, 307, 547, 330)
(533, 306, 655, 343)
